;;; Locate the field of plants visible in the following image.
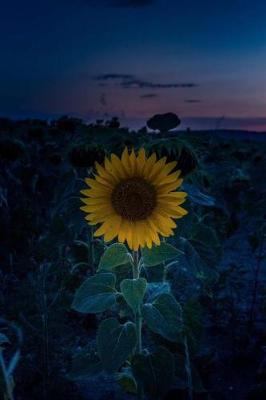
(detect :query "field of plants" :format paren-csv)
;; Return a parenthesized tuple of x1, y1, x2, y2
(0, 116, 265, 400)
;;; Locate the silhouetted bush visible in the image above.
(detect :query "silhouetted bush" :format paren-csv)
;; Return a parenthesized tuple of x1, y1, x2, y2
(147, 112, 180, 134)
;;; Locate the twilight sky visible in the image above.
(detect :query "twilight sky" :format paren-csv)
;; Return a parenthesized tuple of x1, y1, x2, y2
(1, 0, 266, 130)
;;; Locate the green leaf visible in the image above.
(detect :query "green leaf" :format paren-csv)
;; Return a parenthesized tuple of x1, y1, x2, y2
(142, 242, 182, 267)
(178, 237, 219, 283)
(145, 282, 170, 302)
(142, 293, 183, 342)
(98, 243, 132, 271)
(183, 183, 215, 206)
(132, 346, 175, 398)
(0, 333, 9, 346)
(71, 272, 117, 313)
(97, 318, 136, 373)
(120, 278, 147, 313)
(116, 292, 133, 319)
(117, 367, 137, 394)
(68, 352, 102, 380)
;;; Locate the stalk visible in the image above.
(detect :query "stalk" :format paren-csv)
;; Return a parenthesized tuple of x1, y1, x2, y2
(184, 335, 193, 400)
(132, 251, 142, 354)
(90, 225, 95, 274)
(0, 349, 14, 400)
(132, 251, 139, 279)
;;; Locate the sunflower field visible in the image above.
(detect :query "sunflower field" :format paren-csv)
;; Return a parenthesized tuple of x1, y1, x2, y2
(0, 116, 266, 400)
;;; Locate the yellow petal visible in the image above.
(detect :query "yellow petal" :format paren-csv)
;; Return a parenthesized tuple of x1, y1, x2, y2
(146, 219, 161, 245)
(152, 161, 178, 184)
(145, 233, 153, 249)
(94, 223, 108, 237)
(149, 228, 161, 246)
(85, 209, 115, 223)
(104, 156, 119, 180)
(126, 221, 133, 250)
(111, 154, 128, 179)
(85, 215, 108, 224)
(139, 220, 152, 248)
(143, 153, 157, 178)
(80, 203, 113, 213)
(158, 191, 187, 199)
(154, 210, 177, 228)
(95, 174, 115, 188)
(147, 157, 167, 181)
(163, 205, 188, 217)
(85, 178, 112, 192)
(135, 221, 147, 249)
(157, 179, 183, 194)
(155, 170, 182, 186)
(95, 161, 118, 184)
(80, 197, 110, 206)
(121, 147, 131, 174)
(136, 148, 146, 176)
(87, 207, 115, 220)
(129, 149, 137, 176)
(157, 197, 187, 207)
(149, 213, 173, 237)
(80, 188, 111, 198)
(94, 215, 121, 239)
(103, 215, 122, 242)
(118, 219, 128, 243)
(131, 222, 140, 251)
(85, 217, 101, 225)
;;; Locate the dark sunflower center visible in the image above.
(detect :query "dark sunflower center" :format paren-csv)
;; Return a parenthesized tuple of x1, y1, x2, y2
(111, 177, 156, 221)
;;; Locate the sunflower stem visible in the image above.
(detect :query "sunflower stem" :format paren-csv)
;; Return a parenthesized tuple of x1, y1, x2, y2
(132, 251, 142, 355)
(132, 250, 139, 279)
(89, 225, 95, 274)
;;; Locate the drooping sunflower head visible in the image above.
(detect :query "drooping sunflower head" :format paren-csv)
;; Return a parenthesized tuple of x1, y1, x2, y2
(80, 148, 188, 251)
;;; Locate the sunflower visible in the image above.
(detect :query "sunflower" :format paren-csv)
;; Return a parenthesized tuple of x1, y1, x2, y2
(80, 148, 188, 251)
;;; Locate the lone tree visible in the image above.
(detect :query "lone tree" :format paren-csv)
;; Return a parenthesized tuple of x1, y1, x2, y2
(147, 112, 180, 135)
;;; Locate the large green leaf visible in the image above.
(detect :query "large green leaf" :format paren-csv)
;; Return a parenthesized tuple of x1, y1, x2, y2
(68, 351, 102, 380)
(132, 346, 175, 398)
(97, 318, 136, 373)
(71, 272, 117, 313)
(142, 293, 183, 342)
(145, 282, 170, 302)
(98, 243, 132, 271)
(142, 242, 183, 267)
(183, 183, 215, 206)
(120, 278, 147, 313)
(178, 237, 219, 283)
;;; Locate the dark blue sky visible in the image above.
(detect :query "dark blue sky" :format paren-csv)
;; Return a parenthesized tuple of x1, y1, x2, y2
(1, 0, 266, 130)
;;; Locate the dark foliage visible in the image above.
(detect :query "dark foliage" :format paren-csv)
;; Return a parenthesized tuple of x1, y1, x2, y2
(0, 117, 265, 400)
